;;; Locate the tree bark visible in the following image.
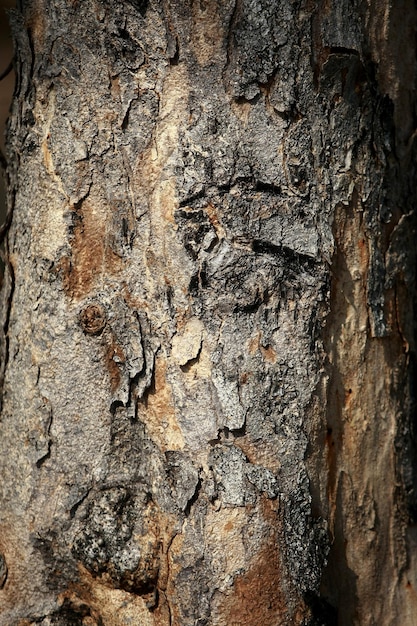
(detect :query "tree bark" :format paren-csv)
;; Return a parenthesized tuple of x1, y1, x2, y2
(1, 1, 417, 624)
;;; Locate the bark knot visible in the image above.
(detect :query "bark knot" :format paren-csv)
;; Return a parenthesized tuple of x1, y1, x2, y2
(79, 304, 107, 335)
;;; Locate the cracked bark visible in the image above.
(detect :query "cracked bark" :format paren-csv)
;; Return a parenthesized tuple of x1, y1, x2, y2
(0, 1, 417, 624)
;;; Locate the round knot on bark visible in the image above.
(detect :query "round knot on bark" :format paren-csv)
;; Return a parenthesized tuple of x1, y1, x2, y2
(79, 303, 107, 335)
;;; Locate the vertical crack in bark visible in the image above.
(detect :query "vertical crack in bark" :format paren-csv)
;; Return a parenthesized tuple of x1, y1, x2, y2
(0, 252, 14, 411)
(222, 0, 240, 87)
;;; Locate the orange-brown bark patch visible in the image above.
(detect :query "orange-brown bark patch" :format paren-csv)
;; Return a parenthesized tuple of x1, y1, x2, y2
(104, 337, 124, 394)
(204, 202, 225, 239)
(319, 192, 413, 622)
(216, 500, 303, 625)
(42, 134, 53, 173)
(234, 435, 281, 473)
(26, 1, 46, 49)
(158, 531, 185, 626)
(60, 566, 154, 626)
(248, 332, 261, 355)
(121, 285, 150, 312)
(260, 344, 277, 363)
(62, 199, 123, 300)
(191, 0, 225, 67)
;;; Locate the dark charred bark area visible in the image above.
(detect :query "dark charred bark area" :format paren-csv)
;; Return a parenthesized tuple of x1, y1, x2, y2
(0, 1, 416, 625)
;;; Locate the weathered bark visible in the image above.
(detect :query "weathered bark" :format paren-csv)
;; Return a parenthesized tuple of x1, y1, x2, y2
(1, 1, 416, 624)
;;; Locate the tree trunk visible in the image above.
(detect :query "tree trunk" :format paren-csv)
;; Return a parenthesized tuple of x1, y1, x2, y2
(1, 1, 417, 624)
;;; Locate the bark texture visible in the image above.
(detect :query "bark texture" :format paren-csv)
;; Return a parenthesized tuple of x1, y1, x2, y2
(1, 1, 417, 624)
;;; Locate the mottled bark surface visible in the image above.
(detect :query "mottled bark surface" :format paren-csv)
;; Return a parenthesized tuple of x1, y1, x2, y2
(1, 1, 416, 624)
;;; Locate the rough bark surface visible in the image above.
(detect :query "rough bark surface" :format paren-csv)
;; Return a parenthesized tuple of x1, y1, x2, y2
(1, 1, 416, 624)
